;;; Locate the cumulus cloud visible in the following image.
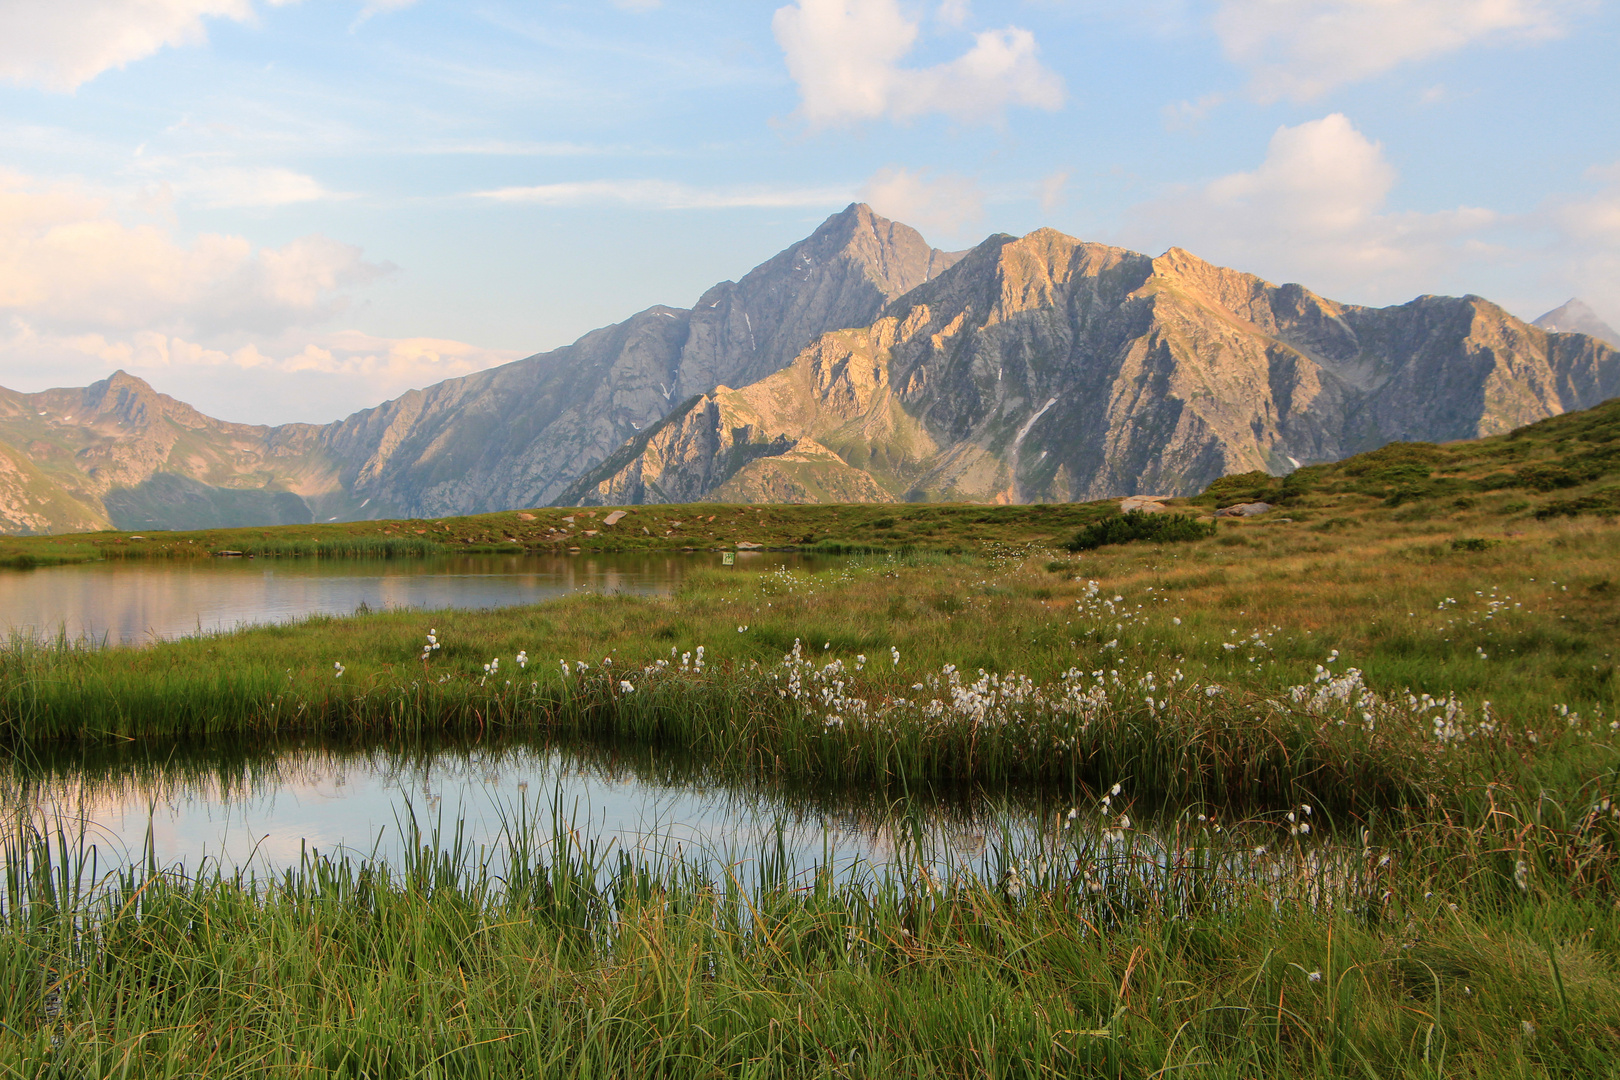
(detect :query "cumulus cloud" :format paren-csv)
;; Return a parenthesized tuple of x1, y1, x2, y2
(475, 178, 853, 209)
(1123, 114, 1500, 302)
(0, 169, 522, 422)
(860, 166, 983, 238)
(1212, 0, 1578, 101)
(0, 171, 382, 337)
(772, 0, 1064, 126)
(0, 0, 301, 92)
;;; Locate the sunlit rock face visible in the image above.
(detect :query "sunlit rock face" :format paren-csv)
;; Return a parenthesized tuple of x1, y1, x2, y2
(560, 229, 1620, 506)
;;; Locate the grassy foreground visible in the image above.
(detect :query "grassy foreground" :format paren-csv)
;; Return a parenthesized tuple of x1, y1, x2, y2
(2, 400, 1619, 1075)
(4, 791, 1619, 1080)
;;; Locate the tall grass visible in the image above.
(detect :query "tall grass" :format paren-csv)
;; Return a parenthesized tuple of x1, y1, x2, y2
(95, 535, 447, 560)
(2, 790, 1616, 1078)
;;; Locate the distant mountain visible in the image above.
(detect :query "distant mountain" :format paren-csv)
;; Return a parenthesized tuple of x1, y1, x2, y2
(0, 205, 960, 534)
(561, 229, 1620, 506)
(0, 373, 347, 535)
(5, 212, 1619, 534)
(1534, 299, 1620, 348)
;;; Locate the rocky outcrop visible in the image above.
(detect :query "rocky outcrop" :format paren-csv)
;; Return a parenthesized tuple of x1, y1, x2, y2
(561, 228, 1620, 505)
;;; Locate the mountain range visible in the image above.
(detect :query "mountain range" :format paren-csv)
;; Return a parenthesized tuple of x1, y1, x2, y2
(2, 205, 1618, 534)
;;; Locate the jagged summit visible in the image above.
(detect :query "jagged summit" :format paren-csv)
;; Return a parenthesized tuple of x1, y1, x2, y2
(1535, 299, 1620, 348)
(561, 225, 1620, 508)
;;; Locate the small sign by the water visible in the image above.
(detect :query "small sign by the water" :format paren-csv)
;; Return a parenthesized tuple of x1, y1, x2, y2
(722, 551, 735, 565)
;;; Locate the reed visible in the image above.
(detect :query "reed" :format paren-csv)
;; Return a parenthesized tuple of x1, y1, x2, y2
(1, 789, 1615, 1078)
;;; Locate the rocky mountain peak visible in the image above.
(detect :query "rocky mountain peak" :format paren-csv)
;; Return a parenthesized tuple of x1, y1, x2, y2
(1535, 298, 1620, 347)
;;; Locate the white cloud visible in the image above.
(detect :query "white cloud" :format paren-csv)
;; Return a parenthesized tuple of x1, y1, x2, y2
(1162, 93, 1225, 133)
(1212, 0, 1578, 101)
(937, 0, 972, 27)
(1541, 164, 1620, 327)
(0, 0, 302, 92)
(1038, 170, 1069, 213)
(860, 166, 983, 238)
(2, 323, 520, 423)
(357, 0, 417, 19)
(611, 0, 663, 9)
(772, 0, 1064, 126)
(174, 166, 340, 208)
(0, 170, 382, 338)
(475, 178, 854, 210)
(1123, 114, 1499, 303)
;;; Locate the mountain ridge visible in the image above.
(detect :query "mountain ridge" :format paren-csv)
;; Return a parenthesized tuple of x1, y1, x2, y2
(3, 209, 1618, 533)
(561, 227, 1620, 506)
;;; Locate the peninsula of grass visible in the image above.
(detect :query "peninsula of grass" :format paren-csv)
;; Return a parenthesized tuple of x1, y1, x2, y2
(3, 399, 1619, 1076)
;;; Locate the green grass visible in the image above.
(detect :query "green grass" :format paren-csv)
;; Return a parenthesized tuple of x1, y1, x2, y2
(2, 397, 1620, 1075)
(2, 787, 1617, 1078)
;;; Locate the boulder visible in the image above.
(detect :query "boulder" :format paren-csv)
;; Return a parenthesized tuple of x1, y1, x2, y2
(1215, 502, 1272, 518)
(1119, 495, 1171, 514)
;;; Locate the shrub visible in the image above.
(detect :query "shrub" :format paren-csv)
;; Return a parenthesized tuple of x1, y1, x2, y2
(1065, 511, 1216, 552)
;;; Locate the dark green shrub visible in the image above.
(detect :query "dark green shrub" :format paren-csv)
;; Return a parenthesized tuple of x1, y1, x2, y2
(1065, 511, 1216, 552)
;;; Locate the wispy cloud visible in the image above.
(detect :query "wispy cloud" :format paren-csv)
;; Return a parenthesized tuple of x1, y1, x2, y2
(474, 178, 853, 210)
(1212, 0, 1581, 101)
(859, 167, 983, 238)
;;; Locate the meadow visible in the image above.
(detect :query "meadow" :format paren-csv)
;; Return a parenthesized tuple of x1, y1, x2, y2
(1, 400, 1618, 1076)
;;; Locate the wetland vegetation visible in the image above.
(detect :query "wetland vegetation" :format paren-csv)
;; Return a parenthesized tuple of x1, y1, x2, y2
(2, 400, 1619, 1076)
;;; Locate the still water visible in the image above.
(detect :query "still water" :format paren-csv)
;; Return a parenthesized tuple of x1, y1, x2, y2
(5, 739, 1040, 883)
(0, 551, 827, 646)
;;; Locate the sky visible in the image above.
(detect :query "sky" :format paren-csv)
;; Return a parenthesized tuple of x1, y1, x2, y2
(1, 0, 1617, 425)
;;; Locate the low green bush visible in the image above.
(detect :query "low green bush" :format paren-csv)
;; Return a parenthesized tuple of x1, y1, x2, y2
(1065, 511, 1216, 551)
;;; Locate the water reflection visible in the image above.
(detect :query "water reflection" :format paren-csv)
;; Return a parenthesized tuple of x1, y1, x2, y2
(2, 737, 1031, 883)
(0, 551, 828, 645)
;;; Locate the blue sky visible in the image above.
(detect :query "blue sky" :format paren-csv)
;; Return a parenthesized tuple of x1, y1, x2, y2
(2, 0, 1617, 424)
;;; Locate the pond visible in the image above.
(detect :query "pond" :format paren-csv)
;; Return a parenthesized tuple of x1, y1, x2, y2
(0, 550, 830, 646)
(4, 738, 1056, 886)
